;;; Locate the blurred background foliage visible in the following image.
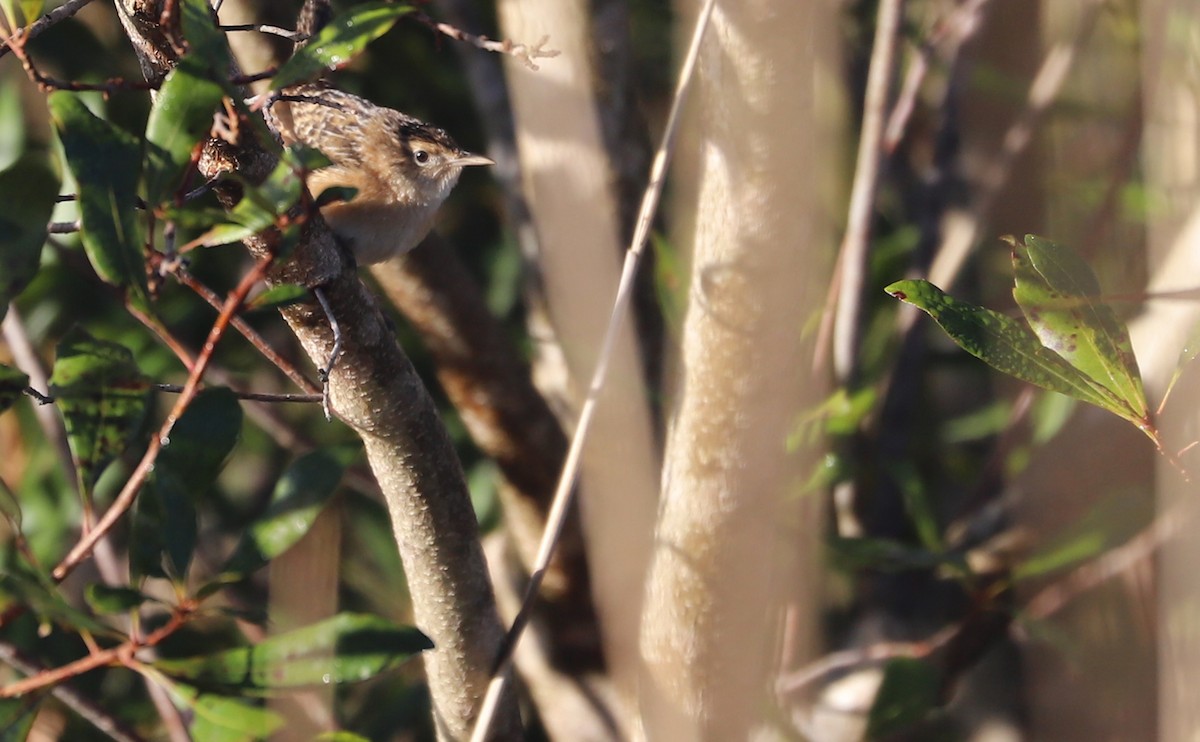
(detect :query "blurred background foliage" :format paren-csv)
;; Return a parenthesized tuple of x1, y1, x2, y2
(1, 0, 1196, 739)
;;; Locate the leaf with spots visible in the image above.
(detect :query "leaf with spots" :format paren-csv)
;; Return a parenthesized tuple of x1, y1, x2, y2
(1009, 235, 1148, 422)
(154, 613, 431, 692)
(48, 327, 151, 496)
(886, 279, 1130, 419)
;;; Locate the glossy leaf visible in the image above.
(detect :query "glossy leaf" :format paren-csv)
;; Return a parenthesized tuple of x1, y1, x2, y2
(171, 684, 284, 742)
(865, 658, 941, 738)
(48, 327, 151, 494)
(48, 93, 150, 312)
(886, 279, 1128, 419)
(0, 154, 59, 320)
(144, 55, 227, 206)
(220, 448, 346, 578)
(85, 584, 150, 614)
(156, 613, 432, 691)
(1009, 235, 1147, 420)
(0, 363, 29, 414)
(270, 3, 415, 90)
(179, 0, 231, 73)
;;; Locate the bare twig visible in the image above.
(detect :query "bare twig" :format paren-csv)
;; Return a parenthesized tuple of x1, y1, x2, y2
(220, 23, 306, 42)
(922, 0, 1105, 296)
(0, 640, 146, 742)
(414, 11, 559, 71)
(829, 0, 904, 384)
(153, 383, 320, 403)
(1024, 494, 1196, 620)
(777, 625, 959, 696)
(882, 0, 992, 153)
(0, 606, 191, 698)
(467, 0, 716, 737)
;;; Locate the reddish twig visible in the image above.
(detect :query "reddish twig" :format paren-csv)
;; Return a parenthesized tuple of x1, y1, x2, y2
(0, 0, 97, 60)
(1, 27, 155, 94)
(172, 266, 321, 394)
(0, 604, 193, 699)
(127, 303, 198, 374)
(51, 255, 274, 582)
(777, 625, 960, 696)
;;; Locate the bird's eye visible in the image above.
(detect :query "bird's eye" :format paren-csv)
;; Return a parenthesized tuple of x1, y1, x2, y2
(413, 150, 431, 166)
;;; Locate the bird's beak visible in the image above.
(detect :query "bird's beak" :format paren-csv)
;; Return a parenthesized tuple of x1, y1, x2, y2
(452, 152, 495, 167)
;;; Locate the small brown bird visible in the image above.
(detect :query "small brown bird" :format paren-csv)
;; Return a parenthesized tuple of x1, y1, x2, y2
(267, 83, 493, 264)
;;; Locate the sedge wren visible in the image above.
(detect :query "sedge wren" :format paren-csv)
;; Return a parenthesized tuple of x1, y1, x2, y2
(267, 83, 493, 264)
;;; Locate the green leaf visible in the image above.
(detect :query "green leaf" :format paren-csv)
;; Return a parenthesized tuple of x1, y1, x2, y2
(886, 460, 942, 552)
(0, 364, 29, 414)
(138, 466, 198, 580)
(48, 93, 150, 312)
(170, 684, 284, 742)
(144, 55, 227, 206)
(1009, 235, 1147, 420)
(137, 387, 240, 579)
(0, 0, 41, 28)
(220, 448, 347, 578)
(179, 0, 231, 73)
(246, 283, 308, 313)
(0, 696, 39, 742)
(0, 153, 60, 320)
(1013, 527, 1107, 580)
(652, 233, 687, 335)
(313, 184, 358, 209)
(1157, 315, 1200, 416)
(866, 658, 941, 739)
(886, 279, 1129, 419)
(48, 327, 151, 494)
(158, 387, 243, 490)
(193, 147, 324, 248)
(271, 3, 415, 90)
(0, 567, 115, 637)
(156, 613, 432, 691)
(84, 584, 150, 614)
(316, 733, 372, 742)
(0, 82, 26, 170)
